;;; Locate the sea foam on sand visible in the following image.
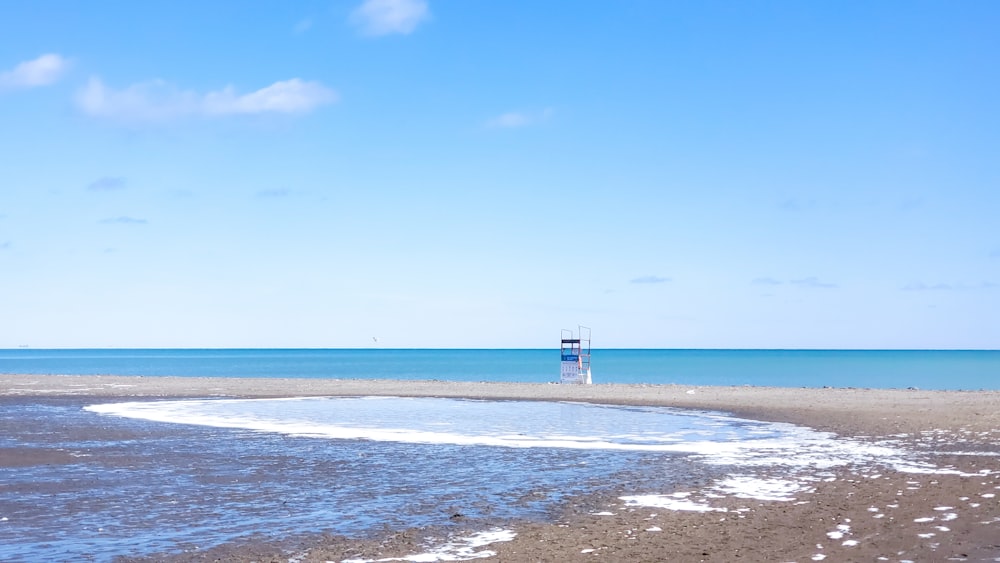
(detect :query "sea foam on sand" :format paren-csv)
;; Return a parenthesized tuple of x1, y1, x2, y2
(86, 396, 989, 514)
(338, 529, 516, 563)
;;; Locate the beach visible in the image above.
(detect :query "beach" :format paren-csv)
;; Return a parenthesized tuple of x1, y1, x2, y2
(3, 374, 1000, 562)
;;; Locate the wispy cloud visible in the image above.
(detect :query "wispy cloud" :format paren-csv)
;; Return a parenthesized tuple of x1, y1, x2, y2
(790, 277, 837, 289)
(630, 275, 671, 284)
(351, 0, 430, 36)
(87, 176, 127, 192)
(903, 281, 998, 291)
(293, 18, 314, 34)
(202, 80, 336, 114)
(751, 277, 782, 286)
(76, 77, 337, 122)
(902, 282, 953, 291)
(99, 216, 147, 225)
(256, 188, 292, 198)
(486, 108, 553, 129)
(0, 54, 69, 91)
(778, 198, 818, 212)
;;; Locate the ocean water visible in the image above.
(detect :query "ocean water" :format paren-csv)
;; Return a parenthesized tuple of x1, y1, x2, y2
(1, 348, 998, 390)
(1, 396, 966, 562)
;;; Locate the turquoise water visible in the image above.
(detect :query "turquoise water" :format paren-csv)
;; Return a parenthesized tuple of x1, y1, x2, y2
(1, 348, 998, 390)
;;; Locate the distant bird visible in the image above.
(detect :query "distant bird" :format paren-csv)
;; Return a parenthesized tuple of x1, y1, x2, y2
(372, 336, 378, 344)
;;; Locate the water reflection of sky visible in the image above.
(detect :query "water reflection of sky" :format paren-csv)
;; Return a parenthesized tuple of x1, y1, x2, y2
(2, 397, 945, 562)
(88, 397, 782, 450)
(3, 398, 732, 562)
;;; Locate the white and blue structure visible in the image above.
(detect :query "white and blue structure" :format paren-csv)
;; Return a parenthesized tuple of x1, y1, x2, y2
(560, 326, 592, 384)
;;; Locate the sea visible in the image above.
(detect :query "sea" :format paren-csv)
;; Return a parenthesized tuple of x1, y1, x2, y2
(2, 348, 998, 561)
(1, 347, 999, 389)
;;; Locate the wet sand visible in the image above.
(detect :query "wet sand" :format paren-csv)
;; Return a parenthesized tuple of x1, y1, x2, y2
(3, 374, 1000, 562)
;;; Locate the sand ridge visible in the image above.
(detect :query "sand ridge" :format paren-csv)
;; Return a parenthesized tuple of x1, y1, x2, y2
(4, 373, 1000, 435)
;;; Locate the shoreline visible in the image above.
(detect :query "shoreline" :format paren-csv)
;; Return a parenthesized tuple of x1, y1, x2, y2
(4, 374, 1000, 562)
(4, 373, 1000, 436)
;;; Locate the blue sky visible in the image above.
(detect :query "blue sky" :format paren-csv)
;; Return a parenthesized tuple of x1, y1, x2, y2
(1, 0, 998, 349)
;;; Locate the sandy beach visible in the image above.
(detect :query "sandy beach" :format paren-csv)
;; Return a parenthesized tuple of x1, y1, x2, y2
(3, 374, 1000, 562)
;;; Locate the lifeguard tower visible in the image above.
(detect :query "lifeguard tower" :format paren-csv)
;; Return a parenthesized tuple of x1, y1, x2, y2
(559, 326, 592, 384)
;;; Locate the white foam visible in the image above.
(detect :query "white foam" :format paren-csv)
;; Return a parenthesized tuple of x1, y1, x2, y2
(86, 398, 804, 453)
(826, 523, 851, 541)
(84, 397, 959, 478)
(712, 476, 810, 501)
(86, 396, 994, 525)
(620, 494, 726, 513)
(340, 529, 515, 563)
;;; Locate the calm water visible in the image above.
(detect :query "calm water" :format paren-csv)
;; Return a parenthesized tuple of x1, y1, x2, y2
(0, 397, 748, 561)
(1, 348, 998, 389)
(2, 395, 950, 562)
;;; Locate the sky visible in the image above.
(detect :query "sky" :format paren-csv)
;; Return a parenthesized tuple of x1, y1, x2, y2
(1, 0, 998, 349)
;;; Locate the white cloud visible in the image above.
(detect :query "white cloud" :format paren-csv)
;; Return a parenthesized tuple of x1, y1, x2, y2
(203, 79, 336, 115)
(486, 108, 553, 129)
(76, 77, 198, 121)
(76, 77, 337, 122)
(0, 53, 69, 90)
(351, 0, 430, 36)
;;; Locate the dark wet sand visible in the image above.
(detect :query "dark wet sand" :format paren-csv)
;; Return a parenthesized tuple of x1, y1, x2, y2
(4, 374, 1000, 562)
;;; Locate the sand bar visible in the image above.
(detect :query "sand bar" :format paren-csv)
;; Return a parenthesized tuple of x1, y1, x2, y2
(4, 373, 1000, 435)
